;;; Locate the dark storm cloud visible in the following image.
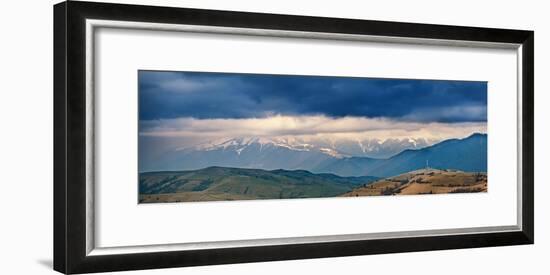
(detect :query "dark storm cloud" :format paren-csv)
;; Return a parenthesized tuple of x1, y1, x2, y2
(138, 70, 487, 123)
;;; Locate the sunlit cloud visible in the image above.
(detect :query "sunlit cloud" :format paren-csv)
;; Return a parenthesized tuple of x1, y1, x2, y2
(139, 115, 486, 142)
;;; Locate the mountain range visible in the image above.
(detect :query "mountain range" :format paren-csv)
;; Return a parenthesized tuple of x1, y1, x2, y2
(185, 136, 435, 159)
(313, 133, 487, 177)
(142, 133, 487, 178)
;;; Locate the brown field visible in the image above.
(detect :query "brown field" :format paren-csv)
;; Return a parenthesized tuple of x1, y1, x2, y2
(340, 168, 487, 197)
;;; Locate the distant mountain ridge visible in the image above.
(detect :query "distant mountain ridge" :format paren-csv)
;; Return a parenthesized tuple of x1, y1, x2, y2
(143, 133, 487, 178)
(315, 133, 487, 177)
(181, 136, 434, 159)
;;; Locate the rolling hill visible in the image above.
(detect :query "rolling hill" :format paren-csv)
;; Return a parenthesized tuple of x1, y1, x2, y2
(340, 168, 487, 197)
(139, 167, 378, 203)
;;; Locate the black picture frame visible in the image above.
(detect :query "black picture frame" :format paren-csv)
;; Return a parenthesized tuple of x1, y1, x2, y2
(54, 1, 534, 274)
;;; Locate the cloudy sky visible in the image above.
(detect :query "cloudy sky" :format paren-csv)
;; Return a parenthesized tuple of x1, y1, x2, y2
(138, 70, 487, 157)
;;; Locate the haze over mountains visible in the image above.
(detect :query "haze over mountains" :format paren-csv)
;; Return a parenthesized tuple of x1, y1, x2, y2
(142, 133, 487, 178)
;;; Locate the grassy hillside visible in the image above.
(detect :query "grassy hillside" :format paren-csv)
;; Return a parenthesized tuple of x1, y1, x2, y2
(340, 168, 487, 197)
(139, 167, 378, 203)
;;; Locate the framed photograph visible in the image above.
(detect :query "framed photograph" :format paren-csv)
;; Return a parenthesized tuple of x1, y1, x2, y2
(54, 1, 534, 274)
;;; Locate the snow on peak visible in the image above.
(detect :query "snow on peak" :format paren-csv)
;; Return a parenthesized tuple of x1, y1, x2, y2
(185, 137, 313, 153)
(177, 136, 438, 159)
(319, 148, 346, 158)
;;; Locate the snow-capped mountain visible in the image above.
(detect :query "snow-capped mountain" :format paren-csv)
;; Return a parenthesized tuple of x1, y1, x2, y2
(180, 137, 352, 158)
(156, 137, 334, 173)
(180, 136, 434, 158)
(319, 137, 434, 159)
(146, 136, 437, 173)
(186, 137, 320, 154)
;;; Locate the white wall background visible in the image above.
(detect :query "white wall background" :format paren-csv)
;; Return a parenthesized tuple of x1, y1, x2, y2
(0, 0, 547, 274)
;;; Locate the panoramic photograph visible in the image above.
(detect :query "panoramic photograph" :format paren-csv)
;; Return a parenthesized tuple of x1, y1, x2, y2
(138, 70, 488, 203)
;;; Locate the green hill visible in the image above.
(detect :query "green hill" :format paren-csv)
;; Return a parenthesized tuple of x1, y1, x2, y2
(139, 167, 378, 203)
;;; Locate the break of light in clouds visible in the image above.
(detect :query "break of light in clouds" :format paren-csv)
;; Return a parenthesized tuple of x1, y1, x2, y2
(138, 70, 487, 148)
(139, 115, 486, 142)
